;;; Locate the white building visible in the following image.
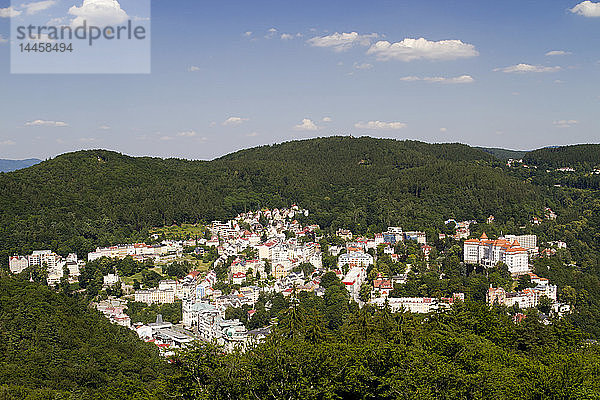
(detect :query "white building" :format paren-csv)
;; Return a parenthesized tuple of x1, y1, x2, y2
(337, 252, 373, 269)
(134, 288, 175, 304)
(371, 294, 464, 313)
(464, 233, 530, 275)
(9, 256, 29, 274)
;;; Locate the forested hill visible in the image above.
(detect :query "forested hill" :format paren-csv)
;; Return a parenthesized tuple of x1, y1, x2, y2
(0, 137, 547, 263)
(523, 144, 600, 169)
(0, 277, 165, 398)
(475, 147, 528, 161)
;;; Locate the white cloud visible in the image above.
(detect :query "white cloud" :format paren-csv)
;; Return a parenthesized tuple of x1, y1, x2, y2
(159, 136, 173, 141)
(440, 127, 448, 132)
(246, 132, 259, 137)
(0, 34, 7, 44)
(223, 117, 249, 126)
(553, 120, 578, 128)
(400, 75, 475, 84)
(322, 117, 333, 123)
(545, 50, 571, 56)
(307, 32, 379, 52)
(47, 16, 67, 25)
(23, 1, 55, 15)
(244, 31, 252, 37)
(354, 121, 407, 130)
(367, 38, 478, 62)
(294, 118, 320, 131)
(0, 6, 22, 17)
(0, 140, 16, 146)
(69, 0, 129, 27)
(265, 27, 277, 39)
(98, 124, 111, 130)
(25, 119, 68, 127)
(354, 62, 373, 70)
(570, 1, 600, 17)
(188, 66, 201, 72)
(493, 64, 561, 73)
(280, 33, 293, 40)
(177, 130, 197, 137)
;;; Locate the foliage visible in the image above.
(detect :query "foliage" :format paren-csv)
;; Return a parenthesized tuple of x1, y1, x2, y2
(0, 277, 167, 398)
(523, 144, 600, 169)
(126, 300, 183, 325)
(167, 301, 599, 399)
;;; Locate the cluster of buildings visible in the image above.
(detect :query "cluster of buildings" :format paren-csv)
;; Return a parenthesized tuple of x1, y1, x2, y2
(95, 298, 131, 328)
(9, 250, 82, 285)
(487, 273, 569, 316)
(10, 205, 575, 353)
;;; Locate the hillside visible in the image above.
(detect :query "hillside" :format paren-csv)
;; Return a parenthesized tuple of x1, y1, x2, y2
(476, 147, 528, 161)
(523, 144, 600, 168)
(0, 158, 41, 173)
(0, 137, 547, 264)
(0, 277, 166, 398)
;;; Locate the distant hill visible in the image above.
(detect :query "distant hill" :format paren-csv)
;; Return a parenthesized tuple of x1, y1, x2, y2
(476, 147, 528, 161)
(0, 137, 546, 264)
(0, 158, 42, 173)
(523, 144, 600, 168)
(0, 277, 166, 397)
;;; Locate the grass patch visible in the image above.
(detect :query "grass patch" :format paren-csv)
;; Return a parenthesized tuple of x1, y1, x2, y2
(150, 224, 207, 240)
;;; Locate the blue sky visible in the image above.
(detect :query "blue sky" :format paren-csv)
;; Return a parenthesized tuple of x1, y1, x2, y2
(0, 0, 599, 160)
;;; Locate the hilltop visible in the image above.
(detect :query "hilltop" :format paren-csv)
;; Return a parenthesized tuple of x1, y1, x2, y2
(0, 137, 546, 264)
(523, 144, 600, 168)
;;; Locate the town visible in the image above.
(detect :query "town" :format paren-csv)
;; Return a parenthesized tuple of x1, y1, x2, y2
(9, 205, 571, 356)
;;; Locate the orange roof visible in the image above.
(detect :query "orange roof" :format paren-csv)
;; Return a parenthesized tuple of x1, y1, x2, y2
(512, 240, 521, 247)
(465, 239, 480, 243)
(480, 232, 488, 240)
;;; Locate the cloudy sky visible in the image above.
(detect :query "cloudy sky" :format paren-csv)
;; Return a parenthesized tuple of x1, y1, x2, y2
(0, 0, 599, 160)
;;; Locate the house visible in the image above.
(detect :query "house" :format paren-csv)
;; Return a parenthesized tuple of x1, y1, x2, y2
(103, 273, 120, 287)
(421, 245, 432, 260)
(336, 229, 353, 241)
(373, 274, 393, 296)
(404, 231, 426, 245)
(232, 272, 246, 285)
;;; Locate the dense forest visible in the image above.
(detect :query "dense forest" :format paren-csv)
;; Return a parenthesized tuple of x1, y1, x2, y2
(0, 137, 547, 267)
(523, 144, 600, 169)
(476, 146, 527, 161)
(168, 293, 600, 400)
(0, 277, 166, 399)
